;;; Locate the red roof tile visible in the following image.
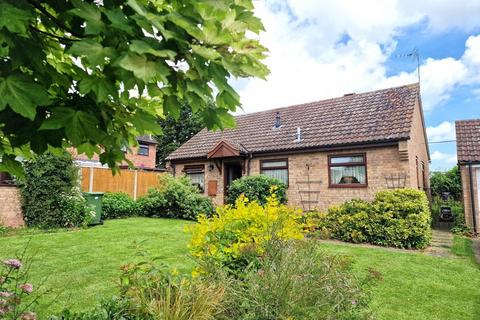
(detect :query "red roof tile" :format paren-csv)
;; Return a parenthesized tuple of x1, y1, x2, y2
(456, 119, 480, 163)
(167, 83, 419, 160)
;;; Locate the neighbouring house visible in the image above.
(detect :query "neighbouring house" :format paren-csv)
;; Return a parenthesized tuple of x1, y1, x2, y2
(72, 135, 159, 169)
(166, 83, 430, 210)
(455, 119, 480, 234)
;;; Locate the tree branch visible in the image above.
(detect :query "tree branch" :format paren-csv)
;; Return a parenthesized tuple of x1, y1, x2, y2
(30, 26, 79, 43)
(26, 0, 83, 38)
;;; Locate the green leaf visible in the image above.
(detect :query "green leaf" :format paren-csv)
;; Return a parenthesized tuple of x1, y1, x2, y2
(118, 53, 171, 83)
(0, 73, 50, 120)
(164, 96, 181, 119)
(129, 40, 176, 60)
(216, 90, 240, 110)
(167, 13, 203, 39)
(0, 3, 33, 35)
(39, 107, 100, 145)
(70, 0, 104, 34)
(237, 11, 265, 34)
(77, 142, 100, 158)
(104, 8, 134, 34)
(192, 45, 220, 60)
(0, 155, 24, 179)
(130, 110, 162, 135)
(79, 77, 116, 102)
(69, 40, 115, 66)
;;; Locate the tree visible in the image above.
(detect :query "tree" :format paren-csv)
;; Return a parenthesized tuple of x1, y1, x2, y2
(0, 0, 268, 176)
(430, 166, 462, 200)
(156, 105, 203, 167)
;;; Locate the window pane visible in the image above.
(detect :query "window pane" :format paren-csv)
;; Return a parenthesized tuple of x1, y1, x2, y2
(330, 156, 364, 164)
(261, 160, 287, 168)
(186, 172, 205, 192)
(330, 165, 366, 184)
(138, 145, 149, 156)
(262, 169, 288, 184)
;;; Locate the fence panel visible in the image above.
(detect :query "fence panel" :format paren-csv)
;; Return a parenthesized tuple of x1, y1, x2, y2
(80, 167, 164, 199)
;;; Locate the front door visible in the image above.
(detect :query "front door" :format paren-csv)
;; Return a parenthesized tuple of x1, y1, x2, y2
(224, 162, 242, 198)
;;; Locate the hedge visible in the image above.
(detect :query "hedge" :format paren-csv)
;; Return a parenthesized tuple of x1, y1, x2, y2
(226, 175, 287, 205)
(307, 188, 432, 249)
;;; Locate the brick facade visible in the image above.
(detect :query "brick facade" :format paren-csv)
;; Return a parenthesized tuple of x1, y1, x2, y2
(0, 186, 24, 228)
(459, 164, 479, 233)
(71, 144, 157, 169)
(170, 98, 430, 210)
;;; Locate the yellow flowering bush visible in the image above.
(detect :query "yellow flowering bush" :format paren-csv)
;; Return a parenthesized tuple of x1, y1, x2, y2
(188, 191, 304, 276)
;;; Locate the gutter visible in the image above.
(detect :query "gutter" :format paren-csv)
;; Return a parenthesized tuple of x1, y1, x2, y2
(468, 163, 478, 235)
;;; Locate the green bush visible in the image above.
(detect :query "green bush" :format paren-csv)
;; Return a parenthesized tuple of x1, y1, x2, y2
(21, 152, 92, 229)
(307, 189, 432, 249)
(226, 174, 287, 205)
(137, 174, 214, 220)
(102, 192, 137, 220)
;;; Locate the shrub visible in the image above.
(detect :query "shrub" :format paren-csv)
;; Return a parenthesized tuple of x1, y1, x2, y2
(188, 193, 304, 276)
(226, 175, 287, 205)
(21, 152, 92, 229)
(49, 297, 132, 320)
(308, 189, 432, 249)
(102, 192, 137, 220)
(216, 240, 373, 320)
(118, 259, 224, 320)
(136, 174, 214, 220)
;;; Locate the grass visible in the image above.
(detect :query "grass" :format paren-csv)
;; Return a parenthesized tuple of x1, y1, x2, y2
(0, 218, 194, 318)
(1, 218, 480, 319)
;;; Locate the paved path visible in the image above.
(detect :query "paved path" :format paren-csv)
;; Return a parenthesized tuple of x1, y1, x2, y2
(424, 229, 454, 258)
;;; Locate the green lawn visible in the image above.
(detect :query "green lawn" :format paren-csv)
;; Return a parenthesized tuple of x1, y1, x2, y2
(1, 218, 479, 319)
(0, 218, 194, 318)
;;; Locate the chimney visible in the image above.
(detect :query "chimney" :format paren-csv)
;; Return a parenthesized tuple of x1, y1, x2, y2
(274, 112, 281, 128)
(296, 127, 301, 142)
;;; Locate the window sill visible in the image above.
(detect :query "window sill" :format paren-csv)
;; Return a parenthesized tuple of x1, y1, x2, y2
(328, 184, 368, 188)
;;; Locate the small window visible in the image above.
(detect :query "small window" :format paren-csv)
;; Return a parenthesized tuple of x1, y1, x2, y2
(137, 144, 149, 156)
(329, 154, 367, 187)
(260, 159, 288, 185)
(184, 165, 205, 193)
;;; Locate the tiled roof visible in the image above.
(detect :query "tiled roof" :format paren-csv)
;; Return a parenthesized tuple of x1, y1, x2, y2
(136, 135, 157, 144)
(455, 119, 480, 163)
(167, 83, 419, 161)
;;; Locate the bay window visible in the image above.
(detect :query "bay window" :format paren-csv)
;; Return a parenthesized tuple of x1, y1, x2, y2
(328, 154, 367, 187)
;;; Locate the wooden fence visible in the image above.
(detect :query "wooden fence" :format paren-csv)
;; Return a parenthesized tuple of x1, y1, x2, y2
(80, 167, 165, 199)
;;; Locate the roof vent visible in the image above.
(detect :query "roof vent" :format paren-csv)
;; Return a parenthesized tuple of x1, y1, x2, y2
(343, 93, 355, 96)
(274, 112, 281, 128)
(296, 127, 301, 143)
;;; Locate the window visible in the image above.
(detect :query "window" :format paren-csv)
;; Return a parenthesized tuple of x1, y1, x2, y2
(328, 154, 367, 187)
(260, 159, 288, 185)
(137, 144, 149, 156)
(184, 165, 205, 193)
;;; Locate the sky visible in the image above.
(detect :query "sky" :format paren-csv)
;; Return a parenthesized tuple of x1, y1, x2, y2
(231, 0, 480, 171)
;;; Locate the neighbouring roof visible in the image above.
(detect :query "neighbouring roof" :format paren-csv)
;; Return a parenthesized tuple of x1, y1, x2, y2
(167, 83, 420, 161)
(136, 135, 157, 145)
(455, 119, 480, 163)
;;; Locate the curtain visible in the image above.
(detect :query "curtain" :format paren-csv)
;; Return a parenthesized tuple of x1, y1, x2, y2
(330, 166, 366, 184)
(186, 173, 205, 192)
(263, 169, 288, 184)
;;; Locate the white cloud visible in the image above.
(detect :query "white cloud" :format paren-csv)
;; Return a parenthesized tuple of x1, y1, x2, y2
(234, 1, 480, 114)
(430, 151, 457, 165)
(426, 121, 456, 142)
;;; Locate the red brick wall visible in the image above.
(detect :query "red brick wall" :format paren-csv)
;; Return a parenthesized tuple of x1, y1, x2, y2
(71, 144, 157, 169)
(460, 164, 479, 233)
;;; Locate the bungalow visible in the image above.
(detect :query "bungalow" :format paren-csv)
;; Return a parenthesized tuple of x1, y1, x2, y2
(455, 119, 480, 234)
(166, 83, 430, 210)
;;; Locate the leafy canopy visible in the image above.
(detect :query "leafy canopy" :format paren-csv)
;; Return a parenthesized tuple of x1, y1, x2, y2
(430, 166, 462, 201)
(0, 0, 269, 175)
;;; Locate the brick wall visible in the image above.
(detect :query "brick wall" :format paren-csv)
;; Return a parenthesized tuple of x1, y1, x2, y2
(0, 186, 24, 228)
(460, 164, 479, 233)
(71, 144, 157, 169)
(172, 143, 417, 210)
